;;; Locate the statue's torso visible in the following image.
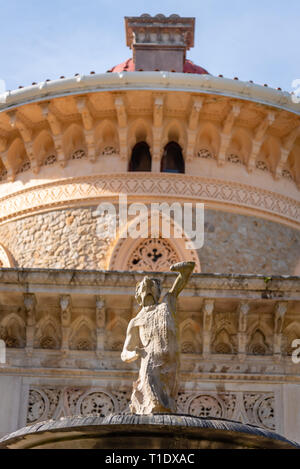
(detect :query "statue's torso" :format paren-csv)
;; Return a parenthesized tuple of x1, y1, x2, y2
(135, 294, 179, 358)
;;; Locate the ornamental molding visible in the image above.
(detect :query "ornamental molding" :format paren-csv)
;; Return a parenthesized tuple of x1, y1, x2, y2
(0, 73, 299, 116)
(0, 268, 299, 294)
(0, 173, 299, 228)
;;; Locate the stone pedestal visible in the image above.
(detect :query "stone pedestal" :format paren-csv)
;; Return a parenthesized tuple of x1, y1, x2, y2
(0, 414, 298, 449)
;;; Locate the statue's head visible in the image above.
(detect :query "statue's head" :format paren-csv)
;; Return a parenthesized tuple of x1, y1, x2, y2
(135, 276, 161, 307)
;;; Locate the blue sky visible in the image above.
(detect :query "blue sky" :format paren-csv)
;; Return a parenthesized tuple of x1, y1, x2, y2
(1, 0, 299, 92)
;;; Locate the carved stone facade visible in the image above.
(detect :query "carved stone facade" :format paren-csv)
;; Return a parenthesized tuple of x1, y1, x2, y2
(25, 386, 276, 432)
(0, 269, 298, 441)
(126, 238, 179, 271)
(26, 387, 129, 423)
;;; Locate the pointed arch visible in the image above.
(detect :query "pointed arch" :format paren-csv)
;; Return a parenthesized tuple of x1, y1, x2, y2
(248, 319, 273, 338)
(283, 322, 300, 355)
(227, 127, 252, 165)
(248, 328, 271, 355)
(108, 211, 201, 272)
(33, 130, 56, 166)
(162, 119, 186, 151)
(128, 117, 152, 152)
(129, 141, 152, 171)
(63, 123, 87, 161)
(69, 315, 96, 351)
(34, 314, 61, 349)
(106, 316, 127, 351)
(180, 318, 201, 353)
(161, 141, 185, 173)
(258, 135, 281, 173)
(0, 243, 15, 267)
(0, 313, 25, 348)
(94, 119, 119, 156)
(6, 137, 28, 174)
(212, 327, 235, 354)
(196, 122, 220, 159)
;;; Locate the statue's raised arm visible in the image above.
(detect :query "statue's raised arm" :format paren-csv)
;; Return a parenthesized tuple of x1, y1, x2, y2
(168, 261, 195, 298)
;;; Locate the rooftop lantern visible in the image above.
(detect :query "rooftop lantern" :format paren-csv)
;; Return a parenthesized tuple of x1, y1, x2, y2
(125, 13, 195, 73)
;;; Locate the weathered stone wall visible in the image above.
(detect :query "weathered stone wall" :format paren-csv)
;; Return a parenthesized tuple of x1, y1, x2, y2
(0, 206, 299, 274)
(0, 208, 110, 270)
(201, 210, 300, 275)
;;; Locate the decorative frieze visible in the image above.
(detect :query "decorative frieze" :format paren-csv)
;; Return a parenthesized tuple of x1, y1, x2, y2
(26, 387, 130, 424)
(0, 174, 299, 228)
(0, 270, 299, 375)
(26, 386, 277, 432)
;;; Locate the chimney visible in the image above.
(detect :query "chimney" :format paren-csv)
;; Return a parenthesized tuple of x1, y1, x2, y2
(125, 14, 195, 72)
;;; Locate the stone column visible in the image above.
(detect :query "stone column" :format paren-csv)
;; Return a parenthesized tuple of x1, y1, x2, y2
(114, 96, 128, 161)
(60, 295, 72, 354)
(237, 302, 250, 361)
(152, 95, 164, 172)
(96, 296, 106, 353)
(202, 299, 214, 358)
(24, 293, 36, 355)
(274, 302, 288, 359)
(186, 97, 203, 163)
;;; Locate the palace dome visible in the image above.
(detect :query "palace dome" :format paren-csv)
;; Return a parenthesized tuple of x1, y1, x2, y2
(108, 58, 209, 74)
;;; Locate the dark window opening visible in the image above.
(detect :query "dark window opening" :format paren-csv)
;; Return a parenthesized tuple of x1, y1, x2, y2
(161, 142, 185, 174)
(129, 142, 152, 172)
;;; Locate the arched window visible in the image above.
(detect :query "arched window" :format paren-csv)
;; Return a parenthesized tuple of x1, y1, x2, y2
(161, 142, 185, 173)
(129, 142, 152, 172)
(0, 244, 14, 268)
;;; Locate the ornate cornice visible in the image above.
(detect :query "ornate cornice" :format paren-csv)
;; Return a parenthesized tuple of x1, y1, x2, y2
(0, 268, 299, 296)
(0, 173, 299, 228)
(0, 73, 299, 116)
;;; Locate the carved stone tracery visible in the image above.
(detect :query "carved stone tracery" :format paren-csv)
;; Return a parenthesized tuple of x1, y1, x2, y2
(78, 392, 115, 417)
(26, 387, 129, 424)
(25, 386, 277, 432)
(188, 395, 223, 418)
(127, 237, 179, 271)
(197, 148, 214, 159)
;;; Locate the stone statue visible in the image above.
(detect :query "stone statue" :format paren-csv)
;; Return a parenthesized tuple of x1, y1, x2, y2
(121, 261, 195, 415)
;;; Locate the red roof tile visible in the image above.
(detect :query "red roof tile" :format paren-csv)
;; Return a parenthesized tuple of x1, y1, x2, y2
(108, 58, 209, 74)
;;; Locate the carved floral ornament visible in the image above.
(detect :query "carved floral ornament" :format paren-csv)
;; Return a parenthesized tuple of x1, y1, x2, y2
(26, 386, 277, 432)
(126, 238, 179, 271)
